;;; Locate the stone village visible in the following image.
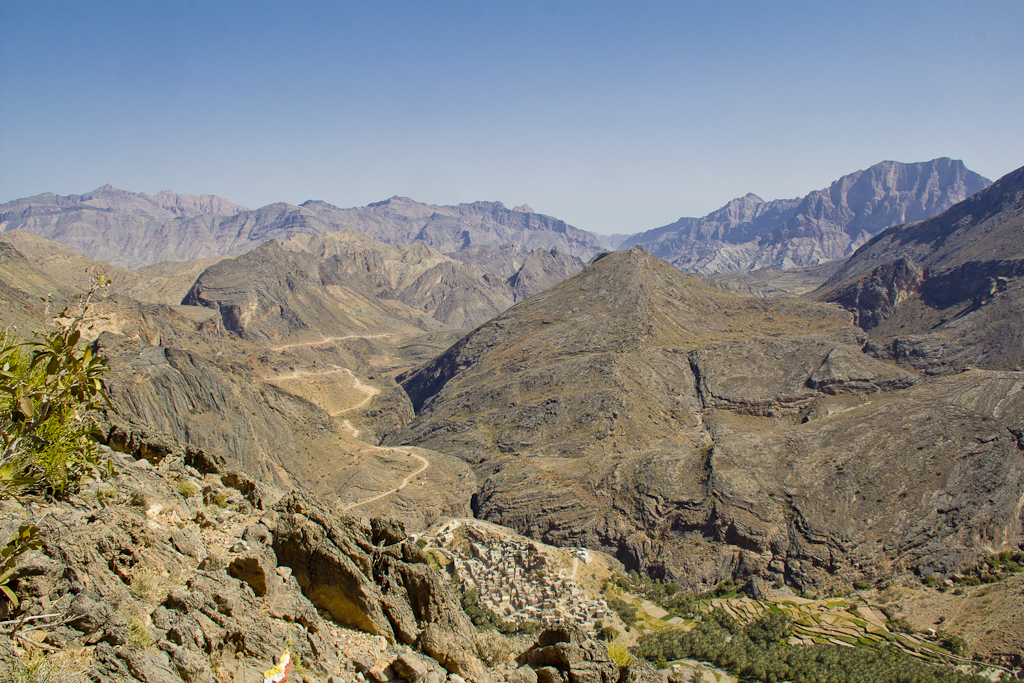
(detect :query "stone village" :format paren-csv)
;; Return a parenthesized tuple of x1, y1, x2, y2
(415, 519, 617, 630)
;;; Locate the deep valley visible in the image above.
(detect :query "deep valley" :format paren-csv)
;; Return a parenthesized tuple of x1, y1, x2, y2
(1, 158, 1022, 681)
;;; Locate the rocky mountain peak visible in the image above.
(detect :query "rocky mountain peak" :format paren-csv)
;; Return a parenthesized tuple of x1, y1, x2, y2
(620, 158, 991, 274)
(385, 244, 1023, 600)
(816, 163, 1024, 373)
(513, 204, 535, 213)
(299, 199, 334, 209)
(368, 196, 418, 207)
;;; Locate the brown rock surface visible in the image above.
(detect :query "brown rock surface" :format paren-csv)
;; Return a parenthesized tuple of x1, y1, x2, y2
(820, 163, 1024, 373)
(622, 158, 990, 274)
(270, 493, 491, 682)
(389, 247, 1023, 590)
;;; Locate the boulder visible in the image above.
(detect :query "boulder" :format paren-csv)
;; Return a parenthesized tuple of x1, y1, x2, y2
(519, 628, 620, 683)
(271, 493, 491, 682)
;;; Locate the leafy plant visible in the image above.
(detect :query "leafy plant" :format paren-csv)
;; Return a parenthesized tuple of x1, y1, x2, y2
(0, 276, 116, 500)
(0, 524, 42, 607)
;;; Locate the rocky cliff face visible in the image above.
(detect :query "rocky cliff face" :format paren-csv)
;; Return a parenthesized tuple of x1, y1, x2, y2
(619, 194, 802, 269)
(621, 158, 990, 274)
(819, 163, 1024, 373)
(0, 445, 496, 682)
(388, 247, 1024, 592)
(95, 331, 475, 531)
(0, 236, 477, 534)
(0, 188, 602, 269)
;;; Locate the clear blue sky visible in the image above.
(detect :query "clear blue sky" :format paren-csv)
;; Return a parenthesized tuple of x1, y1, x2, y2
(2, 1, 1022, 235)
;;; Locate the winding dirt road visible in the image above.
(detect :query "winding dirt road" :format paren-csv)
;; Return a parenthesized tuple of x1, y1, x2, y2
(262, 361, 429, 511)
(265, 366, 380, 436)
(341, 449, 430, 511)
(269, 334, 391, 353)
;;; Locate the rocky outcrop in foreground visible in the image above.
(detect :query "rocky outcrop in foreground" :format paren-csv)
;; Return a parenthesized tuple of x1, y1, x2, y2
(0, 438, 648, 683)
(0, 442, 491, 682)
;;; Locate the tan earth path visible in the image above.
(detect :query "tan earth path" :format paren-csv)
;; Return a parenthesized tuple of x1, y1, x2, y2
(341, 449, 430, 511)
(338, 420, 361, 438)
(333, 371, 381, 413)
(265, 366, 381, 437)
(268, 333, 392, 352)
(261, 362, 429, 510)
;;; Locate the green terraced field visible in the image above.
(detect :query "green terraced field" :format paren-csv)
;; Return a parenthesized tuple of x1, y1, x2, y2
(631, 592, 960, 665)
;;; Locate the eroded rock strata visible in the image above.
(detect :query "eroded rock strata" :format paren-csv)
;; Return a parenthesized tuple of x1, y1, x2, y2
(391, 247, 1024, 593)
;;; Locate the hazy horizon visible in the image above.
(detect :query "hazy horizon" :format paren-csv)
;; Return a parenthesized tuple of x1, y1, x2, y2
(2, 1, 1021, 236)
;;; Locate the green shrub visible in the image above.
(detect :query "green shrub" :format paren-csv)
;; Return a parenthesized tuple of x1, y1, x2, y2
(608, 597, 638, 625)
(745, 611, 791, 646)
(889, 617, 915, 634)
(0, 524, 42, 607)
(0, 282, 116, 501)
(0, 283, 117, 610)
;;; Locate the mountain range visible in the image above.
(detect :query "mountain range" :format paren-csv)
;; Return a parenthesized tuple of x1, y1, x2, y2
(0, 158, 989, 283)
(619, 158, 990, 273)
(0, 159, 1022, 675)
(388, 244, 1022, 590)
(182, 230, 585, 338)
(0, 187, 603, 269)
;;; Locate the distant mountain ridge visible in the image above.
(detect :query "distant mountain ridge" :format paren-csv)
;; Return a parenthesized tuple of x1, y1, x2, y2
(182, 229, 586, 338)
(817, 162, 1024, 373)
(621, 158, 990, 273)
(0, 186, 602, 269)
